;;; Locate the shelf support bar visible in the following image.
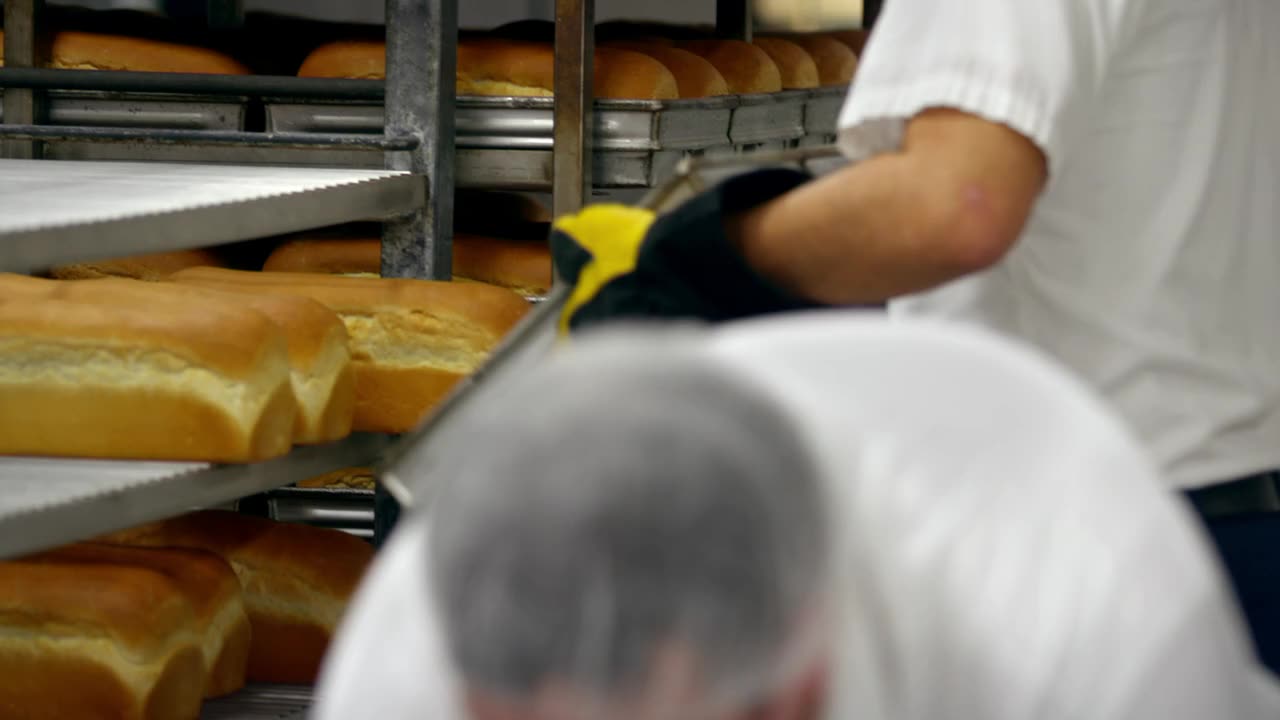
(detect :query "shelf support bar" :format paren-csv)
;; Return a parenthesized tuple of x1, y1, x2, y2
(716, 0, 752, 41)
(382, 0, 456, 284)
(552, 0, 594, 217)
(2, 0, 47, 160)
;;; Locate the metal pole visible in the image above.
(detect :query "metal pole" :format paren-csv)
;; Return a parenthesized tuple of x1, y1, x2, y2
(716, 0, 752, 41)
(863, 0, 883, 28)
(552, 0, 593, 217)
(2, 0, 47, 160)
(377, 0, 457, 545)
(382, 0, 456, 283)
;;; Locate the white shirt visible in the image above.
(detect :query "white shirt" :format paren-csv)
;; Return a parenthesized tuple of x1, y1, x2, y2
(314, 316, 1280, 720)
(839, 0, 1280, 489)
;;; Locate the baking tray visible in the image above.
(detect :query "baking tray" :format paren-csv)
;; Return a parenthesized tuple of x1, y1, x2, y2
(730, 90, 808, 147)
(0, 89, 249, 163)
(264, 95, 738, 188)
(803, 86, 847, 138)
(270, 95, 736, 151)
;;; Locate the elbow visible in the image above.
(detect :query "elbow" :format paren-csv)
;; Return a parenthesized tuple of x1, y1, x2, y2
(915, 187, 1025, 278)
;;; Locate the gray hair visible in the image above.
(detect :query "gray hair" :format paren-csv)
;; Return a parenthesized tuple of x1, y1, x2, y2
(425, 328, 831, 710)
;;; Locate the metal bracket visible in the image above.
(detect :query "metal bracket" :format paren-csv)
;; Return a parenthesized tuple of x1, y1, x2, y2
(552, 0, 594, 217)
(2, 0, 48, 160)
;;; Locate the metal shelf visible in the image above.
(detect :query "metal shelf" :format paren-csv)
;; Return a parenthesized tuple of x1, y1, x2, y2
(0, 434, 394, 560)
(201, 685, 312, 720)
(0, 159, 424, 273)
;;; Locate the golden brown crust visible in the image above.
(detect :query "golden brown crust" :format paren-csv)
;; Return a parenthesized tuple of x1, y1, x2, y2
(98, 511, 374, 685)
(777, 35, 858, 86)
(750, 37, 819, 89)
(25, 543, 251, 698)
(262, 235, 552, 297)
(169, 267, 530, 433)
(0, 562, 207, 720)
(0, 274, 352, 446)
(0, 30, 249, 74)
(827, 29, 870, 57)
(48, 248, 225, 282)
(299, 38, 678, 99)
(169, 267, 530, 342)
(296, 39, 385, 79)
(263, 238, 381, 275)
(604, 41, 729, 98)
(0, 288, 297, 462)
(680, 39, 783, 94)
(297, 467, 376, 490)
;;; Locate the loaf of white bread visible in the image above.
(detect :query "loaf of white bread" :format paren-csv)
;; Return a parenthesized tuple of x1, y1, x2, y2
(0, 561, 207, 720)
(262, 228, 553, 299)
(0, 273, 354, 447)
(98, 511, 375, 684)
(0, 273, 297, 462)
(0, 30, 249, 74)
(25, 543, 252, 699)
(170, 268, 531, 433)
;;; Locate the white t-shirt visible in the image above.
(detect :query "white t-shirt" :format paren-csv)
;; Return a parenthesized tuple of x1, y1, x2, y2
(839, 0, 1280, 490)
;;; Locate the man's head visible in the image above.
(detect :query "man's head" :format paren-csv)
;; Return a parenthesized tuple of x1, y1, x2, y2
(425, 330, 834, 719)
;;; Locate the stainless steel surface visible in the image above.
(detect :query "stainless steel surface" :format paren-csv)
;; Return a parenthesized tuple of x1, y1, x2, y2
(803, 86, 847, 137)
(716, 0, 753, 41)
(2, 0, 45, 160)
(0, 160, 424, 273)
(553, 0, 594, 216)
(0, 91, 245, 129)
(730, 91, 808, 146)
(264, 489, 375, 539)
(270, 97, 736, 151)
(201, 685, 311, 720)
(383, 0, 457, 283)
(0, 434, 393, 560)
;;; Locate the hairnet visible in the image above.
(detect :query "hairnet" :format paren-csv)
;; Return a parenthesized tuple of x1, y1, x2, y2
(314, 314, 1280, 720)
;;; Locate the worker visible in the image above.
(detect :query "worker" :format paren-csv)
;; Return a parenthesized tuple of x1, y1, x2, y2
(551, 0, 1280, 668)
(314, 316, 1280, 719)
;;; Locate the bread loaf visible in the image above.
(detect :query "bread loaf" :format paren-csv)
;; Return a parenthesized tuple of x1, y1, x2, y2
(299, 39, 680, 100)
(828, 29, 870, 56)
(0, 30, 249, 74)
(0, 562, 206, 720)
(680, 39, 783, 94)
(751, 37, 819, 89)
(0, 274, 353, 446)
(98, 511, 375, 685)
(49, 248, 224, 281)
(0, 278, 296, 462)
(263, 232, 553, 298)
(297, 467, 377, 490)
(26, 543, 251, 698)
(604, 41, 729, 98)
(170, 267, 531, 433)
(777, 35, 857, 86)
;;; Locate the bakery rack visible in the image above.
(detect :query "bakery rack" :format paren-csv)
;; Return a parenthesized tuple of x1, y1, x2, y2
(0, 0, 858, 715)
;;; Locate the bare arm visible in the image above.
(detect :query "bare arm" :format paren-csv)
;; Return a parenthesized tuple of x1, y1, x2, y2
(730, 109, 1049, 305)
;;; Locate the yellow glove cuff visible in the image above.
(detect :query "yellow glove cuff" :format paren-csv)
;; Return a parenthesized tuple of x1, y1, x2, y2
(554, 204, 657, 336)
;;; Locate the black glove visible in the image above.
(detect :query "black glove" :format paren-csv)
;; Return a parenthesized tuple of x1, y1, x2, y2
(552, 168, 823, 334)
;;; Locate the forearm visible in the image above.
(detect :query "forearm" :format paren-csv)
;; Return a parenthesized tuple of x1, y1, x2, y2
(730, 155, 985, 305)
(730, 109, 1047, 306)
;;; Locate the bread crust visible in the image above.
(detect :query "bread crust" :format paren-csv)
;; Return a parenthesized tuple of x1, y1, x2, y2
(48, 248, 224, 282)
(26, 543, 252, 698)
(0, 562, 207, 720)
(0, 289, 296, 462)
(604, 41, 729, 98)
(751, 37, 820, 89)
(0, 30, 248, 74)
(99, 511, 375, 684)
(776, 35, 858, 86)
(169, 268, 529, 433)
(680, 39, 783, 94)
